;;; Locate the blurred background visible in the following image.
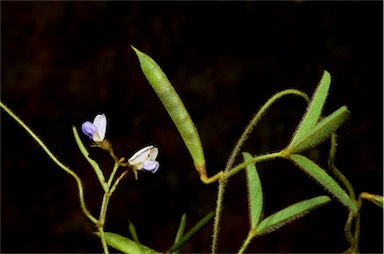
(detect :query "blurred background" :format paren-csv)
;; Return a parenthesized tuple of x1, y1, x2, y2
(1, 1, 382, 253)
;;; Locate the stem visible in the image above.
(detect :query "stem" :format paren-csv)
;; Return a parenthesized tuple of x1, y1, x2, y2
(202, 152, 282, 185)
(211, 178, 226, 254)
(98, 226, 110, 254)
(210, 151, 282, 253)
(209, 152, 281, 252)
(238, 230, 256, 254)
(353, 211, 361, 253)
(329, 134, 356, 201)
(354, 194, 365, 251)
(344, 211, 356, 250)
(203, 90, 308, 185)
(209, 90, 308, 252)
(98, 192, 111, 254)
(110, 170, 129, 194)
(226, 152, 282, 179)
(98, 169, 130, 253)
(0, 101, 98, 224)
(200, 171, 223, 184)
(224, 89, 310, 174)
(72, 126, 109, 193)
(107, 162, 120, 189)
(329, 133, 361, 253)
(108, 148, 122, 164)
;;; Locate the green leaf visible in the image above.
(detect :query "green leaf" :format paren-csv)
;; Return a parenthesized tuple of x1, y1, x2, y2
(95, 232, 158, 254)
(290, 154, 358, 214)
(169, 211, 214, 253)
(131, 46, 205, 171)
(172, 213, 187, 254)
(289, 71, 331, 146)
(128, 221, 140, 244)
(288, 106, 350, 154)
(255, 196, 331, 235)
(243, 152, 263, 229)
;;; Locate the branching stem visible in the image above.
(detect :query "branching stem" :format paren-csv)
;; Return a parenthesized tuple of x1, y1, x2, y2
(207, 89, 309, 253)
(0, 101, 98, 224)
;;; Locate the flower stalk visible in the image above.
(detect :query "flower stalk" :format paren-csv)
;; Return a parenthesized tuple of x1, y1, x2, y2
(78, 113, 161, 253)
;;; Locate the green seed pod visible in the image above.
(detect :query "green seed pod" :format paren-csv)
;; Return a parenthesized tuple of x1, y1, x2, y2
(131, 46, 205, 172)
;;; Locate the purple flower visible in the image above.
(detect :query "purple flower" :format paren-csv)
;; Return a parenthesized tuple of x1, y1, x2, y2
(81, 114, 107, 142)
(128, 145, 159, 173)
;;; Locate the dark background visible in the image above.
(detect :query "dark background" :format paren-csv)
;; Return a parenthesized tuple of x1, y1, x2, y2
(1, 1, 383, 253)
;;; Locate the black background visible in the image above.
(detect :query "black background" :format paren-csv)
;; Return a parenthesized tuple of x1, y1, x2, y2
(1, 1, 383, 253)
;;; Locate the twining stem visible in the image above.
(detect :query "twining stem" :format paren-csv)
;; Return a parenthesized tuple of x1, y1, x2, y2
(209, 89, 309, 252)
(210, 151, 282, 253)
(224, 89, 310, 175)
(348, 192, 384, 253)
(0, 101, 132, 254)
(344, 211, 357, 252)
(0, 101, 98, 224)
(354, 211, 361, 252)
(329, 134, 356, 201)
(329, 133, 361, 253)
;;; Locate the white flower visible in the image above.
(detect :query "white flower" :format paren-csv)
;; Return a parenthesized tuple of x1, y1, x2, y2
(81, 114, 107, 142)
(128, 145, 159, 173)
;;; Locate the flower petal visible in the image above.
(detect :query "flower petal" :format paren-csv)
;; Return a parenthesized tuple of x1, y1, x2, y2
(149, 147, 159, 160)
(93, 114, 107, 141)
(81, 122, 97, 140)
(143, 160, 159, 173)
(128, 145, 153, 165)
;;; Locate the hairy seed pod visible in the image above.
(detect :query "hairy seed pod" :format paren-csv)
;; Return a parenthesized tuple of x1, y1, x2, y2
(132, 46, 206, 171)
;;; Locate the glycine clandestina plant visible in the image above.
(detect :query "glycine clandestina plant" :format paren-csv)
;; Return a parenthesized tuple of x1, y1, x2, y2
(1, 46, 383, 254)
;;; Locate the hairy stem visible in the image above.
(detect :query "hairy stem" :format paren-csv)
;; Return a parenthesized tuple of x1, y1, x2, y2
(211, 178, 226, 254)
(209, 90, 309, 252)
(98, 225, 110, 254)
(107, 162, 120, 189)
(0, 101, 97, 224)
(238, 230, 256, 254)
(226, 152, 282, 179)
(329, 133, 356, 201)
(224, 89, 310, 175)
(97, 192, 111, 254)
(210, 151, 282, 252)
